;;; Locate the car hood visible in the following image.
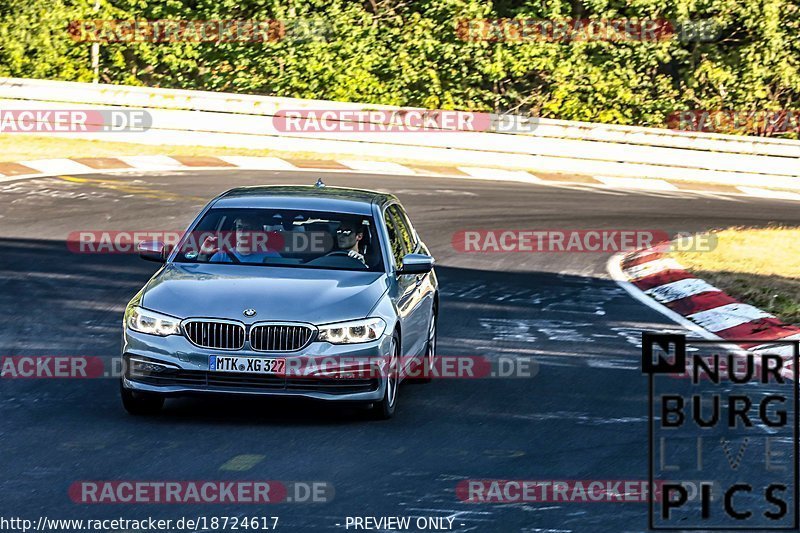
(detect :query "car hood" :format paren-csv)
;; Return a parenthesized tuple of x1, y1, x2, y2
(140, 263, 389, 324)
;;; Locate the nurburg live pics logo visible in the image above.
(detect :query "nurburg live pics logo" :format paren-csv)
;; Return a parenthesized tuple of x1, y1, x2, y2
(643, 333, 799, 530)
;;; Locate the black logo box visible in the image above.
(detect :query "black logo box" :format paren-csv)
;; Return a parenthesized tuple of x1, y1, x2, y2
(643, 333, 800, 531)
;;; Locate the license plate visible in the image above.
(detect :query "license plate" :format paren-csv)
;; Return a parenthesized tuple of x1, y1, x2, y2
(210, 356, 286, 375)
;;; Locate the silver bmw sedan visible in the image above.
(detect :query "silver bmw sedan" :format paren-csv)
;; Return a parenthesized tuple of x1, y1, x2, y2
(120, 185, 438, 419)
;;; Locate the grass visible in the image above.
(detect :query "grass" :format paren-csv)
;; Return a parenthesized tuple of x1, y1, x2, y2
(669, 227, 800, 324)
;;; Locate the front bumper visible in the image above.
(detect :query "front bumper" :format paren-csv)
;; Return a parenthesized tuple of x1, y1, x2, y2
(122, 328, 392, 402)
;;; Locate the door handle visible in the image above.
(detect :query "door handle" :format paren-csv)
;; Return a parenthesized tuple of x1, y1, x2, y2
(415, 275, 424, 287)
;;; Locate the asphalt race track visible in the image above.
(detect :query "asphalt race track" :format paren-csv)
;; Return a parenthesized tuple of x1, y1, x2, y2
(2, 170, 800, 532)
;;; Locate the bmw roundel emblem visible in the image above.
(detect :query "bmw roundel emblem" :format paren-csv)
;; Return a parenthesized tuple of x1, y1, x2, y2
(243, 308, 257, 318)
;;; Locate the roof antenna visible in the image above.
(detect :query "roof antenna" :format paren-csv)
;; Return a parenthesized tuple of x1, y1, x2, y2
(314, 178, 326, 188)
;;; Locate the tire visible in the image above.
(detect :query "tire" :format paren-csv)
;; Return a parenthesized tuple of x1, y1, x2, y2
(419, 309, 437, 384)
(120, 380, 164, 416)
(371, 332, 400, 420)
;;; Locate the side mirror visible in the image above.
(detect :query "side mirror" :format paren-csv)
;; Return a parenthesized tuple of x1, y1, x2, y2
(398, 253, 434, 275)
(138, 240, 166, 263)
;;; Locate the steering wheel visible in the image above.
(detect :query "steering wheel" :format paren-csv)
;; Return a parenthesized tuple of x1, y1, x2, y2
(325, 251, 353, 257)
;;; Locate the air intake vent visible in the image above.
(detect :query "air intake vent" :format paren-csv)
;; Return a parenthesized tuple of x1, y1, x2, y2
(183, 320, 246, 350)
(250, 324, 314, 352)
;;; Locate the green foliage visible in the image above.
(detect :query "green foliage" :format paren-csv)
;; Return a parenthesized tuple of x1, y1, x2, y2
(1, 0, 798, 134)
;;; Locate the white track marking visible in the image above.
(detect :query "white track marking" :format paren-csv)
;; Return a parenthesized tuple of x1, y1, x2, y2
(216, 155, 300, 170)
(117, 155, 185, 170)
(18, 159, 93, 175)
(687, 303, 773, 332)
(336, 159, 412, 174)
(456, 167, 542, 183)
(750, 336, 800, 380)
(738, 187, 800, 202)
(751, 333, 800, 357)
(595, 176, 678, 191)
(217, 155, 297, 170)
(644, 278, 720, 303)
(218, 454, 265, 472)
(623, 258, 683, 280)
(0, 174, 40, 183)
(751, 344, 796, 360)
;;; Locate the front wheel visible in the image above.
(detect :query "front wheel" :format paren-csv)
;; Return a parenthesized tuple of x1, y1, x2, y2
(120, 381, 164, 416)
(371, 332, 400, 420)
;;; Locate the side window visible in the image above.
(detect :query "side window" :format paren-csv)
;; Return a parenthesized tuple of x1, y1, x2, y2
(388, 205, 416, 255)
(385, 208, 406, 268)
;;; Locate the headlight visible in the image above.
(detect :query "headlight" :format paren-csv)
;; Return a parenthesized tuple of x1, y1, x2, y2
(125, 306, 181, 336)
(317, 317, 386, 344)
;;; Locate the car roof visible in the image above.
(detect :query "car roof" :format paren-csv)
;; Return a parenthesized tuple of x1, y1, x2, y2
(211, 185, 399, 215)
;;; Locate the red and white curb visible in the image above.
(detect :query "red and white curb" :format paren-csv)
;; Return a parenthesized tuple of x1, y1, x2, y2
(608, 246, 798, 379)
(3, 155, 800, 201)
(0, 155, 562, 189)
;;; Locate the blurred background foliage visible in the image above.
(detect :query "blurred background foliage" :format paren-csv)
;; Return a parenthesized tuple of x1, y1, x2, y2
(1, 0, 798, 133)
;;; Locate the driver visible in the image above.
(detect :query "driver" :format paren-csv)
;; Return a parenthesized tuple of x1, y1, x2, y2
(335, 221, 366, 265)
(201, 215, 280, 263)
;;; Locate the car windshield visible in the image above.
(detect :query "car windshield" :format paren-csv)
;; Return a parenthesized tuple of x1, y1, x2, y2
(173, 207, 384, 272)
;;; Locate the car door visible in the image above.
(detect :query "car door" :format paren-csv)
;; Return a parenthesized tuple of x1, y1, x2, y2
(385, 206, 416, 359)
(386, 204, 431, 360)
